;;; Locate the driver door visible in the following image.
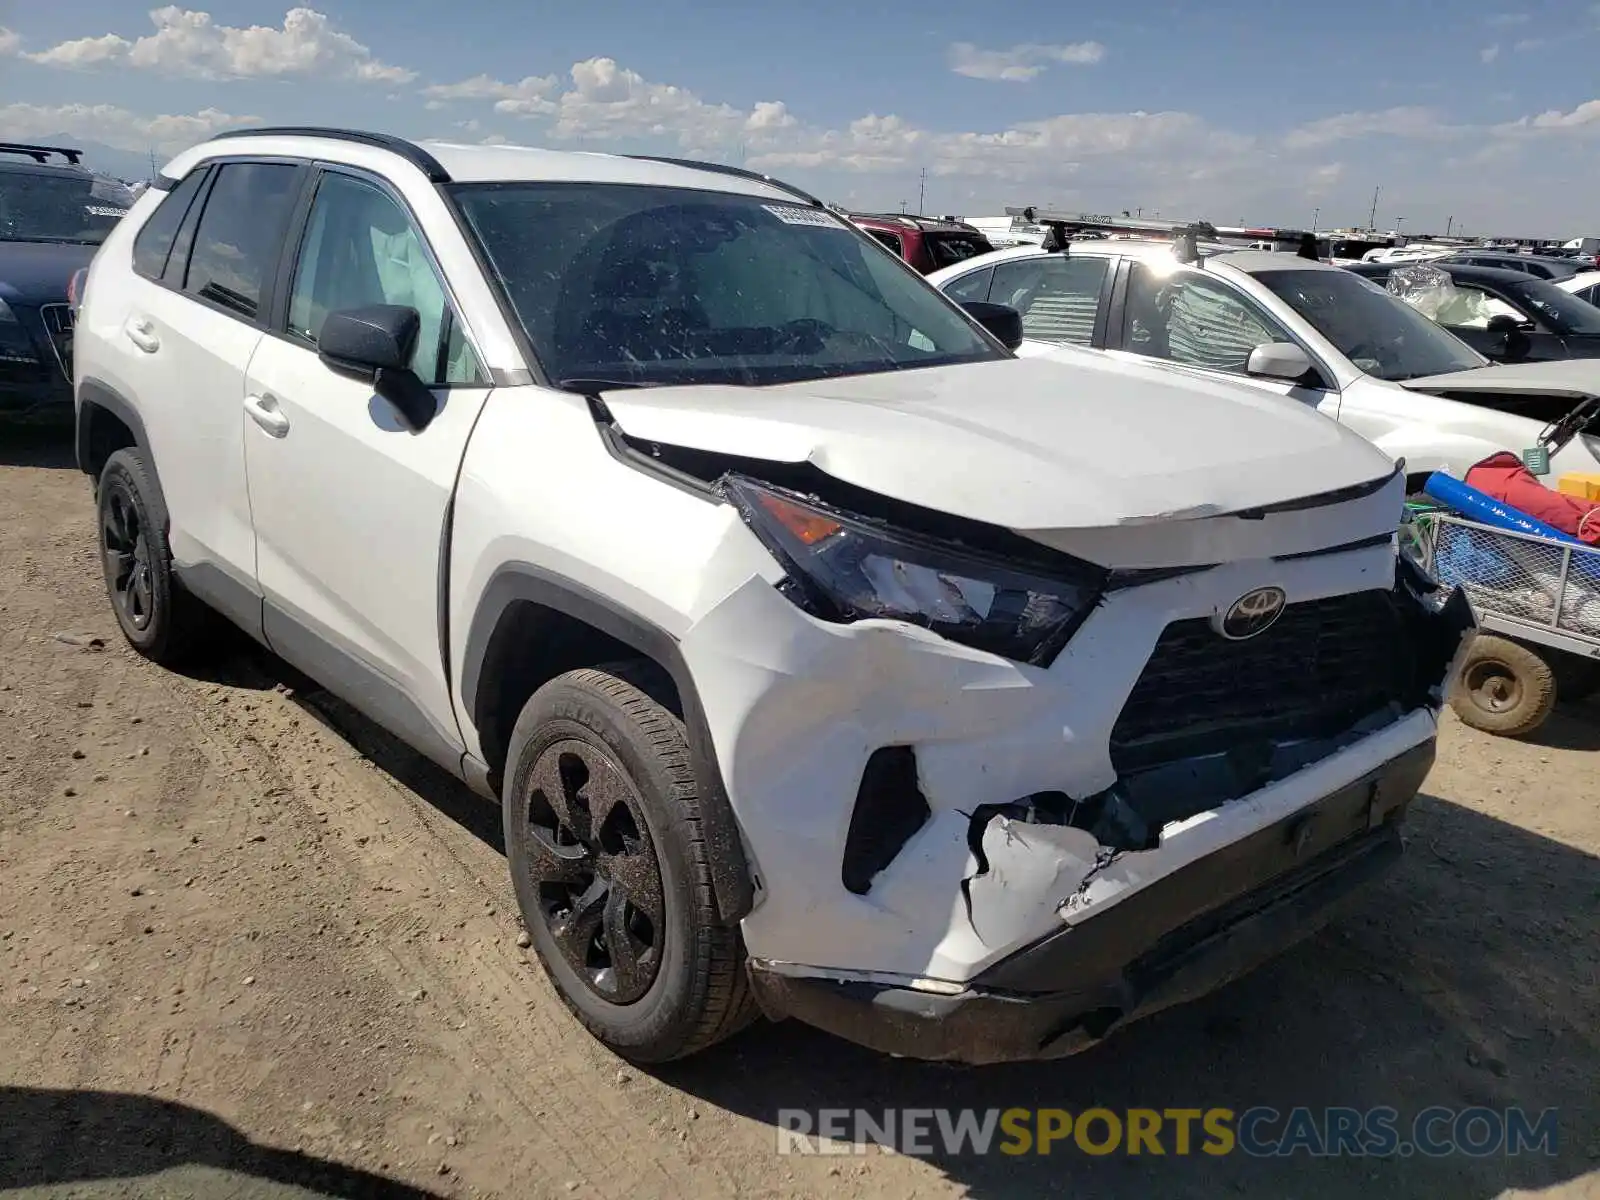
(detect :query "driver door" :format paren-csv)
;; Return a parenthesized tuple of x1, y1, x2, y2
(241, 166, 492, 766)
(1108, 261, 1341, 420)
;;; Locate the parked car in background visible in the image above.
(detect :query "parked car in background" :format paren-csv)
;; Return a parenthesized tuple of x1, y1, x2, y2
(926, 236, 1600, 489)
(1348, 261, 1600, 363)
(73, 127, 1472, 1067)
(1437, 250, 1584, 282)
(0, 142, 133, 417)
(848, 213, 993, 274)
(1555, 270, 1600, 306)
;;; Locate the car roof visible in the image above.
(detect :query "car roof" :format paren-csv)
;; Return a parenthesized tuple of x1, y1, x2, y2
(165, 130, 810, 204)
(851, 213, 984, 235)
(1559, 270, 1600, 290)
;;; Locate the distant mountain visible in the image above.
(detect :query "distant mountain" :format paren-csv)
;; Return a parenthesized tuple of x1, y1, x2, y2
(20, 135, 161, 183)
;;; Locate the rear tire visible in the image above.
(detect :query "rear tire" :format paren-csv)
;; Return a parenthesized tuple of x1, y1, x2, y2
(96, 448, 213, 667)
(1449, 635, 1556, 737)
(502, 662, 757, 1063)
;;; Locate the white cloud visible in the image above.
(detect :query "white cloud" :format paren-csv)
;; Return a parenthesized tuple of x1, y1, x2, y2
(1480, 43, 1501, 63)
(545, 57, 789, 152)
(1282, 106, 1454, 149)
(1485, 11, 1529, 25)
(0, 101, 258, 152)
(0, 28, 19, 55)
(1523, 99, 1600, 129)
(423, 72, 559, 116)
(1513, 37, 1547, 51)
(947, 40, 1107, 82)
(24, 7, 414, 83)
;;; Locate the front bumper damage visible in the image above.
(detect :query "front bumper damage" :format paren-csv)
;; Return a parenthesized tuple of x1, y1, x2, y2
(679, 491, 1474, 1062)
(747, 738, 1433, 1064)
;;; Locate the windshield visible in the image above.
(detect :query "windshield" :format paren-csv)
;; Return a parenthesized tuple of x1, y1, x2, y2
(1510, 278, 1600, 334)
(449, 182, 1004, 388)
(1252, 267, 1486, 381)
(0, 170, 132, 245)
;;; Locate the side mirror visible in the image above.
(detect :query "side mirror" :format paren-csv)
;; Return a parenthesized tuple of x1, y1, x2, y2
(317, 305, 436, 431)
(960, 300, 1024, 351)
(1246, 341, 1314, 382)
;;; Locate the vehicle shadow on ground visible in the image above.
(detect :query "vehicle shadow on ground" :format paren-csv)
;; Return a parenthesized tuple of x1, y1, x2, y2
(204, 641, 1598, 1198)
(0, 1086, 444, 1198)
(1528, 699, 1600, 751)
(0, 420, 76, 470)
(661, 795, 1598, 1200)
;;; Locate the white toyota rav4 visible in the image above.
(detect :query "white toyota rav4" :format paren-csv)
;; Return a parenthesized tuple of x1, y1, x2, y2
(72, 128, 1473, 1066)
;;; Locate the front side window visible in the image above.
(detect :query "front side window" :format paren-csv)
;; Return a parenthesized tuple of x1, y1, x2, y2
(989, 256, 1108, 347)
(449, 182, 1003, 389)
(288, 171, 483, 385)
(183, 162, 300, 321)
(0, 169, 131, 245)
(1122, 262, 1291, 374)
(1253, 267, 1486, 380)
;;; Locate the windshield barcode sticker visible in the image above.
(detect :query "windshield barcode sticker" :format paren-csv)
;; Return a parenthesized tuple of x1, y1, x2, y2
(84, 205, 129, 218)
(763, 204, 840, 228)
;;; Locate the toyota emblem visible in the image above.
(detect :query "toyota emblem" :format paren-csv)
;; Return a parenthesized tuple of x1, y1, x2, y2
(1219, 586, 1287, 640)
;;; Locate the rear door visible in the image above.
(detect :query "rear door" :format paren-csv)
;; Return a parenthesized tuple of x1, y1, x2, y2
(105, 158, 306, 632)
(241, 165, 494, 765)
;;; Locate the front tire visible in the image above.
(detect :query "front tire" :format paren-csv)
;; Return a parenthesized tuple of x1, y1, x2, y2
(503, 663, 756, 1063)
(96, 448, 212, 666)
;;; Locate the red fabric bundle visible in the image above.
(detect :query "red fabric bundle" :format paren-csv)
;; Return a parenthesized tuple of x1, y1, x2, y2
(1465, 451, 1600, 544)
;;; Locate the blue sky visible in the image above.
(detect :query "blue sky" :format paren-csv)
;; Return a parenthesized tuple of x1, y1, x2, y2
(3, 2, 1600, 234)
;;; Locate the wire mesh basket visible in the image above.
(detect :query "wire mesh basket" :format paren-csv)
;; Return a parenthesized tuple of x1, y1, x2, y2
(1410, 510, 1600, 640)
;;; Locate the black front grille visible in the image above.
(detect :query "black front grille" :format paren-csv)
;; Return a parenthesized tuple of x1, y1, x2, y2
(1110, 590, 1410, 774)
(39, 304, 73, 336)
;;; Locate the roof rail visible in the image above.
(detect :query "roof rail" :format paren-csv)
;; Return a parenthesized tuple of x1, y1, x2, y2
(626, 155, 824, 207)
(208, 126, 451, 183)
(0, 142, 84, 166)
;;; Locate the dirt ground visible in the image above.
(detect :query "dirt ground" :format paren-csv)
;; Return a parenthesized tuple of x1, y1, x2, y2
(1, 424, 1597, 1200)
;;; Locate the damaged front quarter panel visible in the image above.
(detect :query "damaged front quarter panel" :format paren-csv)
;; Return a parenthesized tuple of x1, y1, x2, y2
(1395, 549, 1478, 705)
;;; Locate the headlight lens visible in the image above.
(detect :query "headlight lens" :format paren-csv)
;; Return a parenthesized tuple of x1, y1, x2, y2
(0, 297, 17, 324)
(724, 475, 1103, 665)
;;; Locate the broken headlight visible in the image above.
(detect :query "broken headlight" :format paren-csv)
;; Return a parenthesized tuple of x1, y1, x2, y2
(724, 476, 1102, 665)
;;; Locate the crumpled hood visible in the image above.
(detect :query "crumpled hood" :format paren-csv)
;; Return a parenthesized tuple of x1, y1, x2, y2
(0, 241, 96, 304)
(1399, 358, 1600, 400)
(601, 353, 1398, 531)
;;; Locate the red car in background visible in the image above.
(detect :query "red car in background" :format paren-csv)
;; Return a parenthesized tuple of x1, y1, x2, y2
(850, 213, 994, 274)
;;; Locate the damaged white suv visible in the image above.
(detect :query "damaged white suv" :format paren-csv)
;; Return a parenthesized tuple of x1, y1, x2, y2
(72, 129, 1473, 1065)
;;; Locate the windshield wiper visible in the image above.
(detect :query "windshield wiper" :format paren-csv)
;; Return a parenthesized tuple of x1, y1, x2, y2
(553, 377, 661, 394)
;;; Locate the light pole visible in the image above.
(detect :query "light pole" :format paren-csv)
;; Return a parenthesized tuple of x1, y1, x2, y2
(1312, 207, 1320, 232)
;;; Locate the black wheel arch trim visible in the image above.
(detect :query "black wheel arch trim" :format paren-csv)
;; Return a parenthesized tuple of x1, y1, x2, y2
(76, 379, 164, 505)
(461, 561, 756, 926)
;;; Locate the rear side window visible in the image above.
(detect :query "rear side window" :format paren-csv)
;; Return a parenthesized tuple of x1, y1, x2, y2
(989, 256, 1110, 346)
(183, 162, 300, 321)
(131, 169, 208, 281)
(927, 234, 992, 269)
(866, 229, 903, 256)
(942, 266, 994, 304)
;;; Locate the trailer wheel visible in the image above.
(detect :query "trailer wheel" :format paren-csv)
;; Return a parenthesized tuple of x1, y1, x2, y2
(1450, 635, 1557, 737)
